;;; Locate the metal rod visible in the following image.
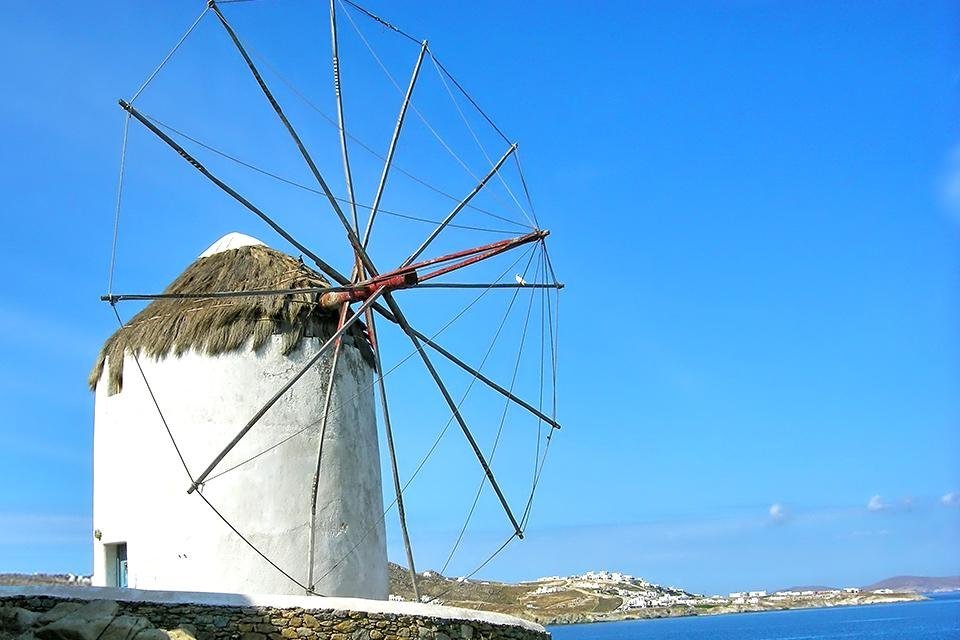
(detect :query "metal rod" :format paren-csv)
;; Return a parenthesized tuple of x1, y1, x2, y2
(102, 286, 347, 303)
(411, 283, 564, 290)
(362, 296, 561, 430)
(187, 288, 385, 494)
(401, 142, 518, 268)
(119, 99, 350, 287)
(100, 239, 556, 303)
(362, 39, 428, 248)
(100, 281, 562, 304)
(411, 325, 560, 431)
(365, 309, 420, 600)
(128, 5, 209, 105)
(307, 302, 350, 592)
(209, 1, 380, 280)
(329, 0, 360, 234)
(382, 292, 524, 538)
(330, 0, 377, 296)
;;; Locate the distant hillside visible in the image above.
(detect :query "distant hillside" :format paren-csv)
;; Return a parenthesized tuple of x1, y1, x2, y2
(861, 576, 960, 593)
(0, 573, 89, 587)
(388, 564, 716, 623)
(387, 565, 921, 624)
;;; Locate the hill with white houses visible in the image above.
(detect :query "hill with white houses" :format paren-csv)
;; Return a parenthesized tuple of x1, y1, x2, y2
(386, 565, 924, 624)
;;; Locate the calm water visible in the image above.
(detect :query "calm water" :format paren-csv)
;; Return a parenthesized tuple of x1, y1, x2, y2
(548, 593, 960, 640)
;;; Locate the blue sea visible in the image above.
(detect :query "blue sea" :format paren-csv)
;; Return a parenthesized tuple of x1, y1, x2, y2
(548, 593, 960, 640)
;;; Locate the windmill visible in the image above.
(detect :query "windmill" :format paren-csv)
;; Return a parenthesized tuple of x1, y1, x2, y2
(92, 0, 561, 601)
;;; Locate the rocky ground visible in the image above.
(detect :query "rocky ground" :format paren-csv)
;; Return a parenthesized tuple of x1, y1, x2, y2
(0, 600, 187, 640)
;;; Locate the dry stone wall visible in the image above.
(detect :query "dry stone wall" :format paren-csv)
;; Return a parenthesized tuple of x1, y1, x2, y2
(0, 594, 549, 640)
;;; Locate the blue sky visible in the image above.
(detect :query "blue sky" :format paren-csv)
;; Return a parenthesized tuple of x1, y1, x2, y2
(0, 0, 958, 596)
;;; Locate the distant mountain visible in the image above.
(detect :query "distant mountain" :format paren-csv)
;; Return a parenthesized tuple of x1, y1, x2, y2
(861, 576, 960, 593)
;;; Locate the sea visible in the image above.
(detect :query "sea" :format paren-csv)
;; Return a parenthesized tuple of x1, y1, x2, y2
(548, 593, 960, 640)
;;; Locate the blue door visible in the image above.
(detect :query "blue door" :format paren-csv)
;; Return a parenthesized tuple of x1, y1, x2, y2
(116, 543, 128, 588)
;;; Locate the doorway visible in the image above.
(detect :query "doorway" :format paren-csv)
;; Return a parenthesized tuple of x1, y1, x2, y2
(104, 542, 128, 588)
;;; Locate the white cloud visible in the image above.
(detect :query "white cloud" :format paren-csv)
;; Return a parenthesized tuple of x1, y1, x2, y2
(942, 492, 959, 508)
(768, 503, 787, 524)
(867, 495, 886, 512)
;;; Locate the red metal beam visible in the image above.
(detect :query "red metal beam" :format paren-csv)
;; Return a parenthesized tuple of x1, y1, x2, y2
(319, 230, 546, 309)
(416, 232, 546, 283)
(405, 230, 546, 273)
(319, 270, 417, 308)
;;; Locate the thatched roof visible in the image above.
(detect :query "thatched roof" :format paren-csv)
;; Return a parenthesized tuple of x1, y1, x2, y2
(91, 238, 372, 395)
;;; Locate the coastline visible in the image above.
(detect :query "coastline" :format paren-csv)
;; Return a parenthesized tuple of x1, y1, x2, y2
(540, 592, 926, 626)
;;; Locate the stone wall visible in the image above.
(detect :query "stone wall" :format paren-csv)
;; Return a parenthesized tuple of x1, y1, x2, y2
(0, 588, 549, 640)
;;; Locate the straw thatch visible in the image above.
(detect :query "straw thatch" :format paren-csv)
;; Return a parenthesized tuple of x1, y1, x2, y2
(90, 244, 373, 395)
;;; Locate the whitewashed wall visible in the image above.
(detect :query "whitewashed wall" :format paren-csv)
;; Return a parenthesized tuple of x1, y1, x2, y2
(91, 334, 387, 598)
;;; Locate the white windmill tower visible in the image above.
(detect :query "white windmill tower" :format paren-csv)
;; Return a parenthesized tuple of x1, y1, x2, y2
(91, 232, 389, 597)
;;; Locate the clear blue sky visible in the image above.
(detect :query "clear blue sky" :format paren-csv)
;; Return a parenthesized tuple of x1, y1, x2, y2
(0, 1, 957, 596)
